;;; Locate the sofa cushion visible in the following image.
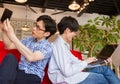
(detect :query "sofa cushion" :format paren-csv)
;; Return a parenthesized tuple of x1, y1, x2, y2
(0, 41, 21, 63)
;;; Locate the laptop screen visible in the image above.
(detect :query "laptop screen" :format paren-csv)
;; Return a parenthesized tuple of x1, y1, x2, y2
(97, 44, 118, 59)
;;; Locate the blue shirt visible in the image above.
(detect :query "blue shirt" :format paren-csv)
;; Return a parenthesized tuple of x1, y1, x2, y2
(48, 35, 89, 84)
(19, 36, 53, 78)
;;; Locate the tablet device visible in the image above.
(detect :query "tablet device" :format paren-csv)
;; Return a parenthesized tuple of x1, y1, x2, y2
(1, 8, 13, 22)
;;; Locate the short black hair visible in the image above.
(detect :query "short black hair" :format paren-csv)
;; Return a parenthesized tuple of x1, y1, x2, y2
(37, 15, 57, 39)
(57, 16, 79, 34)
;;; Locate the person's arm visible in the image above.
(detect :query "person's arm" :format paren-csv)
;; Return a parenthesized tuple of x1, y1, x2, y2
(53, 43, 98, 77)
(2, 30, 16, 49)
(0, 21, 16, 49)
(53, 44, 87, 77)
(3, 19, 44, 62)
(10, 36, 44, 62)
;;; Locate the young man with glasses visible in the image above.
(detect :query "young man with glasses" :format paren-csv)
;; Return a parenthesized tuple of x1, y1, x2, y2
(0, 15, 57, 84)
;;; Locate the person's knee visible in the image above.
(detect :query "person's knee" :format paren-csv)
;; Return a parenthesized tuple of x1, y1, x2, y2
(4, 54, 18, 64)
(86, 73, 109, 84)
(100, 65, 111, 72)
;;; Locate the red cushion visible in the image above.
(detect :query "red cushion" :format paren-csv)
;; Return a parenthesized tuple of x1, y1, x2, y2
(42, 64, 52, 84)
(0, 41, 21, 64)
(70, 50, 82, 60)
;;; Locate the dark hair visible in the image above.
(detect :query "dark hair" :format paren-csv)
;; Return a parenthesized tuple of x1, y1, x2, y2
(37, 15, 57, 39)
(57, 16, 79, 34)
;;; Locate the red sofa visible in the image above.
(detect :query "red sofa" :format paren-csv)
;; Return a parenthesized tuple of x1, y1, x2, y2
(0, 41, 82, 84)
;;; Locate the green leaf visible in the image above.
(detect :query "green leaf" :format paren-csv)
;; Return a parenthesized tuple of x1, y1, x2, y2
(73, 16, 120, 57)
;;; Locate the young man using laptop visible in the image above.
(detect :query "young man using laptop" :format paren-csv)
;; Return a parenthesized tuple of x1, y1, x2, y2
(48, 16, 120, 84)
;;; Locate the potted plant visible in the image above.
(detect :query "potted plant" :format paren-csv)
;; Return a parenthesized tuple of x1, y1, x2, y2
(73, 16, 120, 57)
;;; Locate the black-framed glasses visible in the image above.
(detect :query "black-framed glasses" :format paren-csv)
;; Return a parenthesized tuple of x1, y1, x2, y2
(33, 23, 45, 31)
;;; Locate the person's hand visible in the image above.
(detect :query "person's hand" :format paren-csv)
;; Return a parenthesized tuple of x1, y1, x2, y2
(0, 21, 4, 31)
(84, 57, 98, 64)
(104, 57, 112, 64)
(3, 19, 16, 40)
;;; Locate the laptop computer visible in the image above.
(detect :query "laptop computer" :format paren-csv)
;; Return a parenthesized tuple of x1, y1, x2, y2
(87, 44, 118, 68)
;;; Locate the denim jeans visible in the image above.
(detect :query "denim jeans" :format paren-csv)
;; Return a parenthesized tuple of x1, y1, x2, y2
(0, 54, 18, 84)
(0, 54, 41, 84)
(14, 69, 41, 84)
(78, 66, 120, 84)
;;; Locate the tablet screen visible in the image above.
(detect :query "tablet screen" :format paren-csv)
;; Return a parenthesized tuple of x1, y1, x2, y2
(1, 8, 13, 22)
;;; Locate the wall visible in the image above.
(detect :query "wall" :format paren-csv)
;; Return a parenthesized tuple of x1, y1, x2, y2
(0, 4, 120, 46)
(1, 4, 118, 24)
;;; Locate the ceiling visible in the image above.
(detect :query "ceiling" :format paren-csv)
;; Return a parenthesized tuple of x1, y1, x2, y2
(0, 0, 120, 17)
